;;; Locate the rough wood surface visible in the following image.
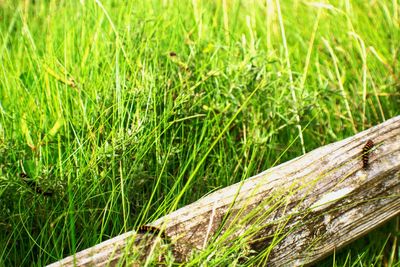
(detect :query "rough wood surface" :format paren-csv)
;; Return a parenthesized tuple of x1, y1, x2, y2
(48, 116, 400, 267)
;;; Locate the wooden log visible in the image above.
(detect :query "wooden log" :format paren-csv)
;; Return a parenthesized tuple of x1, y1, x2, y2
(47, 115, 400, 266)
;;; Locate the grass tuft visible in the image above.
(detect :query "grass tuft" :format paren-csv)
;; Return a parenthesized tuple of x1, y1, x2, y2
(0, 0, 398, 266)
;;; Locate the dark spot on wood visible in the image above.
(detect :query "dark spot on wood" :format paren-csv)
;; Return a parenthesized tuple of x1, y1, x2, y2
(362, 139, 374, 169)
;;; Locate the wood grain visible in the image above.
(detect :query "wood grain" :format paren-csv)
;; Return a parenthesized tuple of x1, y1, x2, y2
(47, 115, 400, 266)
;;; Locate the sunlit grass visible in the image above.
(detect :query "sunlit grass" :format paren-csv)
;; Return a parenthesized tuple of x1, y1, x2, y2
(0, 0, 398, 266)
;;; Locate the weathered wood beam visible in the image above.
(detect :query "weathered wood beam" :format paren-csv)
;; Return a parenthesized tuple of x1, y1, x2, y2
(48, 115, 400, 266)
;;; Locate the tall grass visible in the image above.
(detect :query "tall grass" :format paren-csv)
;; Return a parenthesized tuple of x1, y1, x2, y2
(0, 0, 398, 266)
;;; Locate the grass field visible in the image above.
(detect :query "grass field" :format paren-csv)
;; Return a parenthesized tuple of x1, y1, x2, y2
(0, 0, 399, 266)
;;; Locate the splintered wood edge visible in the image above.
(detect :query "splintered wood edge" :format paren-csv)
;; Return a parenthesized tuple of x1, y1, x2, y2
(47, 115, 400, 267)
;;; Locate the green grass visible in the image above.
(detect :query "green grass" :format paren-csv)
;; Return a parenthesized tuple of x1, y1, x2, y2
(0, 0, 399, 266)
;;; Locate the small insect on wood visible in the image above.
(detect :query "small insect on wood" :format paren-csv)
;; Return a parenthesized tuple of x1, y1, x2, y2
(137, 225, 167, 239)
(362, 139, 374, 169)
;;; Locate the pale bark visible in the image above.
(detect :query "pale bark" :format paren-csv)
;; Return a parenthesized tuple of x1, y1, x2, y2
(48, 115, 400, 266)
